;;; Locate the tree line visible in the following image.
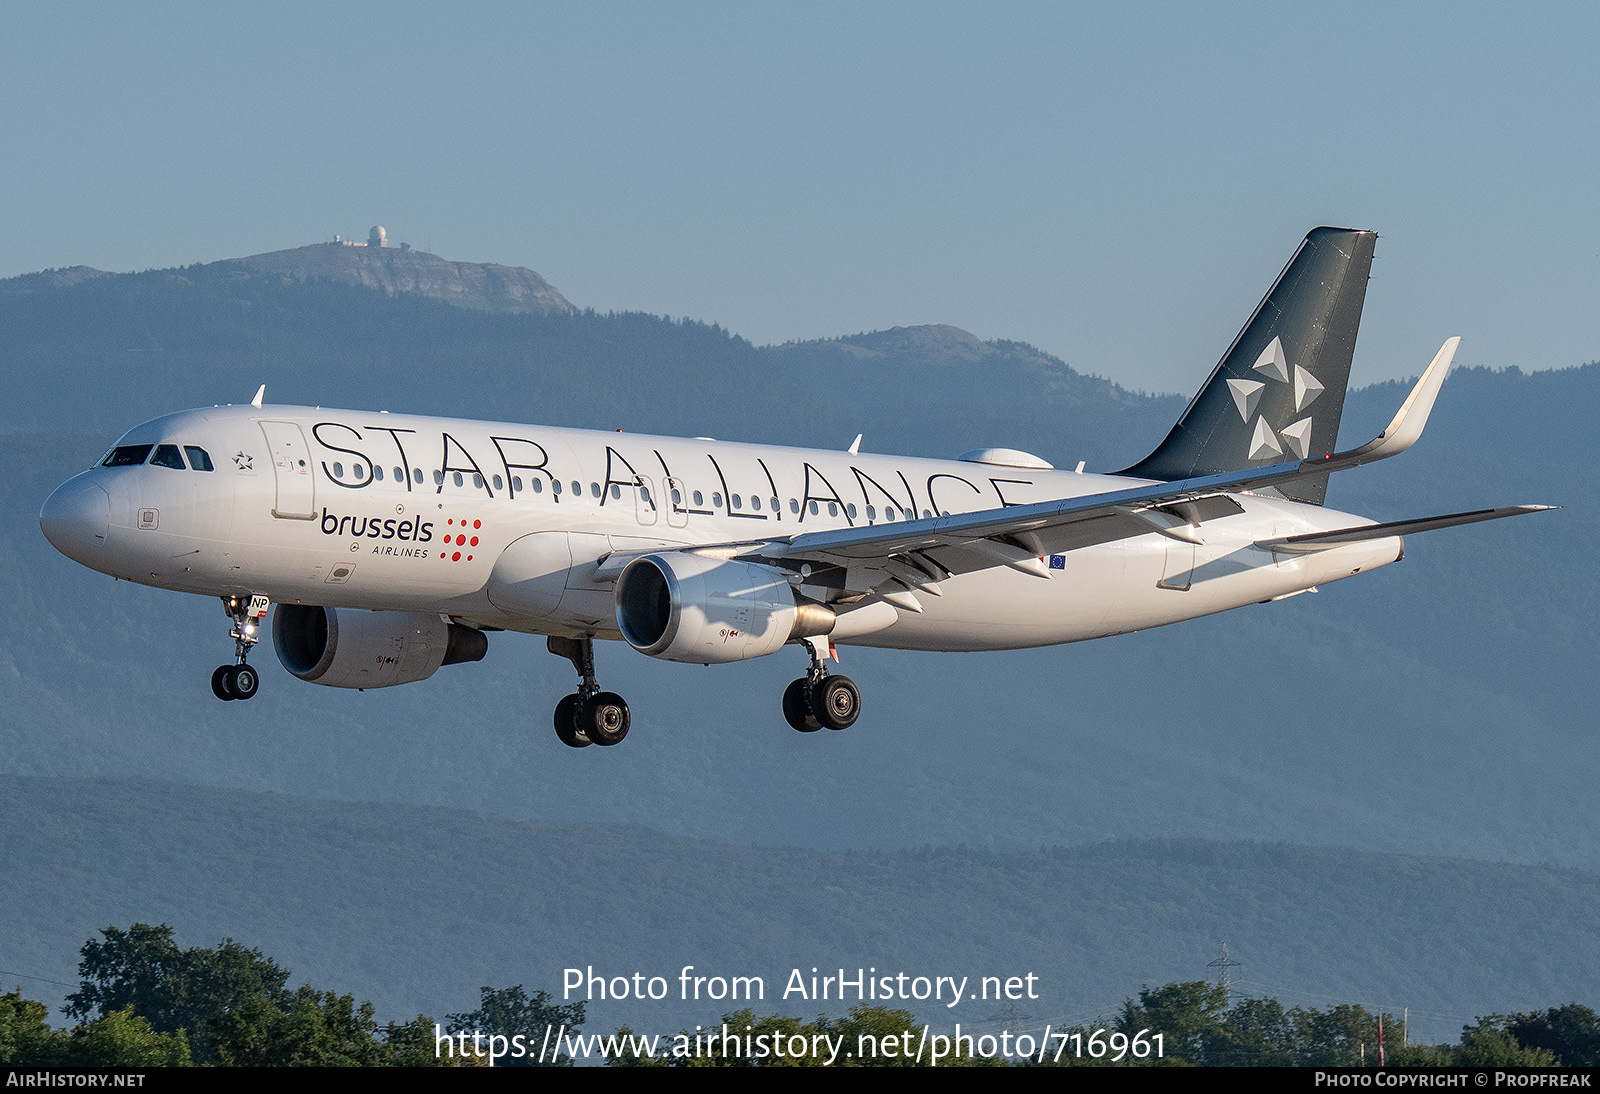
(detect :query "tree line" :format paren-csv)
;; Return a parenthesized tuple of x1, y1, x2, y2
(1, 924, 1593, 1067)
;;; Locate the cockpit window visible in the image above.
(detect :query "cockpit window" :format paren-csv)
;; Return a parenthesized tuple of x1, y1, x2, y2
(102, 445, 153, 467)
(149, 445, 187, 470)
(184, 446, 214, 472)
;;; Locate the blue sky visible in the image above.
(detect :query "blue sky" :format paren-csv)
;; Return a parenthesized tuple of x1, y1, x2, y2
(3, 2, 1595, 392)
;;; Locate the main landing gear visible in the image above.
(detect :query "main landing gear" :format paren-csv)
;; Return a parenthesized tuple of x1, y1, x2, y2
(783, 637, 860, 733)
(212, 594, 269, 701)
(548, 635, 630, 748)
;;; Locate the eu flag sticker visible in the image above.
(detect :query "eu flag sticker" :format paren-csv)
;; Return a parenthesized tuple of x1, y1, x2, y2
(1048, 554, 1066, 570)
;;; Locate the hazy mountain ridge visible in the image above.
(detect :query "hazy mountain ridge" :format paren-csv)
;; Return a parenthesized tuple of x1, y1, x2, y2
(0, 252, 1177, 462)
(222, 243, 576, 315)
(0, 266, 113, 295)
(4, 775, 1594, 1043)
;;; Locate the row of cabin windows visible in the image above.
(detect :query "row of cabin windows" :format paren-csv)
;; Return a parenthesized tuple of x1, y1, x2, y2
(323, 461, 941, 522)
(100, 447, 942, 521)
(101, 444, 215, 472)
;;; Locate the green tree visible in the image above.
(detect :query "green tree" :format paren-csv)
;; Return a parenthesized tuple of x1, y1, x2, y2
(1456, 1017, 1559, 1067)
(1205, 996, 1297, 1066)
(207, 985, 384, 1067)
(445, 985, 585, 1067)
(62, 1008, 190, 1067)
(1116, 981, 1229, 1065)
(0, 987, 64, 1064)
(1295, 1002, 1395, 1067)
(64, 923, 291, 1063)
(1508, 1004, 1600, 1066)
(381, 1014, 476, 1067)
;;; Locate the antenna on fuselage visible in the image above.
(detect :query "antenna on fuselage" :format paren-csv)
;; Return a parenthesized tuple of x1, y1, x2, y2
(847, 434, 862, 455)
(250, 385, 266, 409)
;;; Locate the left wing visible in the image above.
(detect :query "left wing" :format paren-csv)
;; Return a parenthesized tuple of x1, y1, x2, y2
(593, 340, 1548, 603)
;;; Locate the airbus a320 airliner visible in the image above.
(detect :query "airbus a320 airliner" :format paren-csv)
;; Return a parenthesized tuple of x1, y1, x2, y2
(40, 228, 1549, 747)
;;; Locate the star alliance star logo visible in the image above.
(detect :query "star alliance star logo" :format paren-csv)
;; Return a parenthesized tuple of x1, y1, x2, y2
(233, 451, 254, 470)
(1227, 336, 1322, 461)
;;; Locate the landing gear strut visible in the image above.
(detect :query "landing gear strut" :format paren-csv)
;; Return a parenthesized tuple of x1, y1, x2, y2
(548, 635, 630, 748)
(783, 636, 859, 732)
(212, 594, 268, 701)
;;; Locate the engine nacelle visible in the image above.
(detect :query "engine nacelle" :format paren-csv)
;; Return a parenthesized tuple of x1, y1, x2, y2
(614, 553, 834, 664)
(272, 605, 488, 689)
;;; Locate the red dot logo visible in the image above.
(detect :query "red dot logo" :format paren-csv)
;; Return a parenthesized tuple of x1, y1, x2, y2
(469, 536, 479, 546)
(452, 551, 461, 561)
(473, 520, 482, 529)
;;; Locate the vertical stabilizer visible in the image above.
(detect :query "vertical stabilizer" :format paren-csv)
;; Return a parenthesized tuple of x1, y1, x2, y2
(1119, 227, 1377, 504)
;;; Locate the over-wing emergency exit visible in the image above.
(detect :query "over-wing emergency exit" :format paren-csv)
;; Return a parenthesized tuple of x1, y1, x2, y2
(39, 228, 1551, 747)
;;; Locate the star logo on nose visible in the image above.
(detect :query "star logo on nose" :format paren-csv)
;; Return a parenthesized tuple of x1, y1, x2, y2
(233, 451, 254, 470)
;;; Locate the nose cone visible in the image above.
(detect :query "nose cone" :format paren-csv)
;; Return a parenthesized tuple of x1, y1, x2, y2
(40, 476, 111, 562)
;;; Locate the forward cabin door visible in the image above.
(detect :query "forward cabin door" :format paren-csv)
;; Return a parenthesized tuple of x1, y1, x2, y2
(259, 421, 316, 520)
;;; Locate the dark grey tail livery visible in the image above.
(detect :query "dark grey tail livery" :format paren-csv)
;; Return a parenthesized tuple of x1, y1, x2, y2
(1120, 227, 1378, 505)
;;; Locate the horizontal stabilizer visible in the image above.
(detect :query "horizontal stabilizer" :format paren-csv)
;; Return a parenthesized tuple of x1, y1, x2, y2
(1257, 505, 1555, 553)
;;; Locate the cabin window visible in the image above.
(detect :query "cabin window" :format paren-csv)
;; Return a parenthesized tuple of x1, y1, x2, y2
(610, 484, 621, 500)
(640, 485, 653, 505)
(846, 504, 857, 519)
(453, 472, 465, 487)
(712, 492, 723, 508)
(790, 499, 800, 514)
(184, 446, 214, 472)
(771, 497, 780, 513)
(671, 487, 682, 505)
(393, 466, 403, 482)
(867, 506, 876, 520)
(373, 466, 385, 481)
(530, 478, 542, 494)
(731, 494, 742, 510)
(552, 479, 562, 495)
(413, 468, 424, 485)
(809, 501, 819, 515)
(572, 481, 582, 497)
(828, 503, 838, 517)
(493, 475, 503, 491)
(150, 445, 186, 470)
(434, 471, 444, 485)
(591, 482, 601, 498)
(473, 473, 484, 489)
(693, 491, 704, 506)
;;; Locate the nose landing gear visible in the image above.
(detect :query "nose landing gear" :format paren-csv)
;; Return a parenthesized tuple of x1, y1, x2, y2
(548, 635, 630, 747)
(212, 594, 268, 701)
(783, 636, 859, 732)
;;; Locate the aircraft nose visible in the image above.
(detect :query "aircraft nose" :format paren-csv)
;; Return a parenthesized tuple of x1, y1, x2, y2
(40, 475, 112, 561)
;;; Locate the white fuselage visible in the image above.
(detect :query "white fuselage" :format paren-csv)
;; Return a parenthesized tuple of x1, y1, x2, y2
(41, 404, 1403, 653)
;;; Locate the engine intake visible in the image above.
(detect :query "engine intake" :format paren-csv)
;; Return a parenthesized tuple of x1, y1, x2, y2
(615, 553, 833, 664)
(273, 605, 487, 689)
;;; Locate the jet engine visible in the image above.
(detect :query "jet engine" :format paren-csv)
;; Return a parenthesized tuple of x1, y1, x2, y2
(614, 552, 834, 664)
(272, 605, 488, 689)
